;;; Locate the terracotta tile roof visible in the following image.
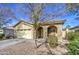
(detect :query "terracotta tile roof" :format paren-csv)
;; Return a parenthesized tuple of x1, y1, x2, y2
(13, 20, 32, 27)
(13, 19, 65, 27)
(40, 20, 65, 25)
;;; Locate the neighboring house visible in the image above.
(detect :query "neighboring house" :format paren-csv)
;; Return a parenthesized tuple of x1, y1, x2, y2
(69, 25, 79, 32)
(4, 20, 65, 40)
(0, 28, 3, 34)
(3, 27, 16, 38)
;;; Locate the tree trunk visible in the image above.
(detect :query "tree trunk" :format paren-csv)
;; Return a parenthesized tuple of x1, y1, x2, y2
(33, 28, 38, 48)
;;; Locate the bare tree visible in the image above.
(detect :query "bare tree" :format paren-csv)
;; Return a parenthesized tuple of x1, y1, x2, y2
(0, 6, 16, 28)
(17, 3, 47, 47)
(29, 4, 47, 48)
(66, 3, 79, 10)
(66, 3, 79, 20)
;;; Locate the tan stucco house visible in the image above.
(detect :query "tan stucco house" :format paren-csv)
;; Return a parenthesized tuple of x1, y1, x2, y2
(69, 25, 79, 32)
(4, 20, 65, 40)
(63, 25, 79, 33)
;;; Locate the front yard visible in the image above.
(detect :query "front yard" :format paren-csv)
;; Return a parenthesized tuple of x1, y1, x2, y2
(0, 38, 68, 55)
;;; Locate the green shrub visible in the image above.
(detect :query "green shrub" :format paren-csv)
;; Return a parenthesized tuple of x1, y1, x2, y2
(67, 32, 75, 40)
(74, 32, 79, 38)
(67, 32, 79, 40)
(0, 34, 5, 40)
(67, 32, 79, 55)
(67, 38, 79, 55)
(48, 35, 58, 48)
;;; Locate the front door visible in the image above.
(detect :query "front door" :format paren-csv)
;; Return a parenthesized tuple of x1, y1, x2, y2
(37, 27, 43, 38)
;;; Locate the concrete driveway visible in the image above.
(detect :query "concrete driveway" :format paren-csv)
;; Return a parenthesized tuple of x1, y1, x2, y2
(0, 39, 33, 49)
(0, 38, 49, 55)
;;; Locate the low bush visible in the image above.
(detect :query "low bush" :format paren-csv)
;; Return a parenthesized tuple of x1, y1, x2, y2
(67, 32, 79, 40)
(67, 32, 79, 55)
(0, 34, 5, 40)
(67, 32, 75, 40)
(67, 37, 79, 55)
(48, 35, 58, 48)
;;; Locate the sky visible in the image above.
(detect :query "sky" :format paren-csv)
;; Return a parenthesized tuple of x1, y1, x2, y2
(0, 3, 79, 28)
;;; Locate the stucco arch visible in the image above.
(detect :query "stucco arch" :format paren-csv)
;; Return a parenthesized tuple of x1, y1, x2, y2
(37, 27, 43, 38)
(47, 26, 57, 36)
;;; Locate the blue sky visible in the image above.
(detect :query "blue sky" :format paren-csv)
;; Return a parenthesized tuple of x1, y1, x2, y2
(0, 3, 79, 28)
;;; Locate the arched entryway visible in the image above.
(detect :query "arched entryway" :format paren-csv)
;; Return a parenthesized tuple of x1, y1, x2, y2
(37, 27, 43, 38)
(48, 26, 57, 36)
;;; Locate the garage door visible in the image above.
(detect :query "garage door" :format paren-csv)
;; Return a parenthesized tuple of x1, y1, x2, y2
(16, 29, 33, 39)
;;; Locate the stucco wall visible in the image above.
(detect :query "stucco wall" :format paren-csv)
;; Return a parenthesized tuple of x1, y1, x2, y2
(55, 24, 63, 42)
(55, 25, 62, 35)
(13, 21, 65, 40)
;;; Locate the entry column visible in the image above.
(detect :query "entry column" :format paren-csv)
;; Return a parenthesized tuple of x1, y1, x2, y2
(42, 26, 48, 39)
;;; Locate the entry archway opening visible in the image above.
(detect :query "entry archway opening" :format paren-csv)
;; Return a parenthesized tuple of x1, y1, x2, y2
(48, 26, 57, 36)
(37, 27, 43, 38)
